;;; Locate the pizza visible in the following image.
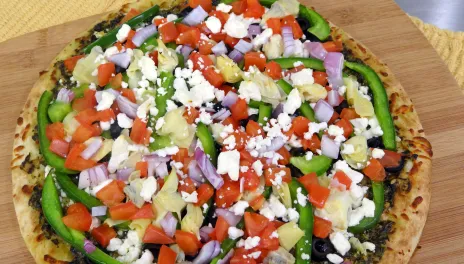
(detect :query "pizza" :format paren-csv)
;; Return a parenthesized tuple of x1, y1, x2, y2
(10, 0, 433, 263)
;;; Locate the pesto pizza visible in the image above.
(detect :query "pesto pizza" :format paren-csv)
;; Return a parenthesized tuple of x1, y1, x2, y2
(11, 0, 433, 263)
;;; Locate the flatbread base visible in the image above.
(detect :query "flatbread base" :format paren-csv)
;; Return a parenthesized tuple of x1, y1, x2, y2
(11, 1, 432, 263)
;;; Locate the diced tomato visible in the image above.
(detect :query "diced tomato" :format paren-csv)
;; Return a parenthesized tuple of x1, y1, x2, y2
(178, 177, 196, 194)
(340, 108, 359, 120)
(198, 39, 214, 55)
(97, 108, 116, 122)
(230, 248, 257, 264)
(97, 63, 116, 87)
(328, 111, 339, 124)
(322, 40, 343, 52)
(189, 52, 214, 71)
(378, 150, 403, 168)
(176, 27, 201, 48)
(136, 161, 148, 177)
(203, 66, 224, 87)
(159, 22, 180, 43)
(154, 17, 168, 26)
(246, 120, 263, 137)
(130, 203, 155, 220)
(222, 116, 239, 129)
(259, 222, 279, 251)
(91, 224, 117, 247)
(249, 194, 265, 211)
(266, 18, 281, 35)
(244, 0, 265, 18)
(264, 167, 291, 186)
(224, 35, 240, 48)
(188, 0, 212, 12)
(143, 224, 175, 244)
(244, 212, 269, 237)
(363, 158, 386, 181)
(149, 50, 159, 66)
(308, 184, 330, 208)
(46, 122, 65, 141)
(121, 8, 140, 24)
(176, 23, 191, 33)
(175, 230, 202, 255)
(109, 73, 123, 89)
(118, 88, 135, 103)
(96, 180, 126, 206)
(125, 30, 137, 49)
(196, 22, 211, 35)
(182, 106, 200, 124)
(333, 171, 352, 189)
(64, 55, 85, 72)
(210, 32, 227, 42)
(281, 15, 303, 39)
(313, 216, 332, 238)
(209, 10, 229, 25)
(75, 108, 99, 125)
(49, 139, 70, 158)
(265, 61, 282, 80)
(244, 52, 266, 71)
(130, 117, 150, 145)
(276, 147, 291, 165)
(313, 71, 328, 86)
(302, 134, 321, 152)
(284, 65, 305, 77)
(172, 148, 189, 163)
(239, 149, 255, 164)
(195, 183, 214, 206)
(292, 116, 310, 137)
(64, 143, 97, 171)
(72, 89, 97, 111)
(232, 130, 248, 151)
(215, 179, 240, 208)
(230, 98, 248, 121)
(72, 124, 95, 143)
(298, 172, 318, 193)
(62, 203, 92, 232)
(231, 0, 247, 15)
(335, 118, 353, 138)
(109, 201, 139, 220)
(158, 245, 177, 264)
(214, 216, 230, 242)
(241, 169, 260, 191)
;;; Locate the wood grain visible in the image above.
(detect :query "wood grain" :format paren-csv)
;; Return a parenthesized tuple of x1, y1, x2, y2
(1, 0, 464, 263)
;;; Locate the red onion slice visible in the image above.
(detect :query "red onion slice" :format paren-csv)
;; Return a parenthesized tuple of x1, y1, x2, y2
(305, 42, 328, 60)
(215, 208, 242, 226)
(211, 108, 231, 121)
(91, 206, 107, 216)
(177, 45, 194, 60)
(56, 88, 75, 103)
(116, 95, 138, 119)
(314, 99, 334, 123)
(132, 24, 157, 47)
(324, 52, 345, 89)
(327, 90, 342, 107)
(80, 138, 103, 160)
(116, 167, 134, 181)
(160, 212, 178, 238)
(200, 226, 214, 242)
(155, 162, 169, 178)
(192, 240, 220, 264)
(247, 24, 262, 39)
(83, 239, 96, 254)
(321, 135, 340, 159)
(234, 39, 253, 54)
(183, 6, 208, 26)
(217, 249, 234, 264)
(211, 41, 228, 56)
(228, 49, 244, 63)
(78, 169, 90, 189)
(194, 148, 224, 189)
(109, 51, 132, 69)
(144, 154, 171, 177)
(282, 26, 295, 57)
(188, 160, 205, 184)
(221, 92, 238, 107)
(272, 103, 284, 118)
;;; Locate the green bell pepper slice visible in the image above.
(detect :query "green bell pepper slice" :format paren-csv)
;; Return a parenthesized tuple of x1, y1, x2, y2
(196, 122, 217, 166)
(298, 4, 331, 41)
(290, 155, 333, 176)
(83, 5, 160, 53)
(48, 101, 72, 123)
(348, 181, 385, 233)
(258, 103, 272, 125)
(270, 58, 325, 71)
(155, 71, 175, 118)
(38, 91, 76, 174)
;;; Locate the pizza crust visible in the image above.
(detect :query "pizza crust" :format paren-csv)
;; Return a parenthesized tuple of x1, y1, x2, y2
(11, 1, 432, 263)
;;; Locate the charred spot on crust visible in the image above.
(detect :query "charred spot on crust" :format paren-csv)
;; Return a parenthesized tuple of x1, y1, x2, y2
(44, 254, 68, 264)
(17, 117, 23, 125)
(20, 154, 36, 174)
(21, 184, 34, 195)
(411, 196, 423, 208)
(29, 185, 43, 210)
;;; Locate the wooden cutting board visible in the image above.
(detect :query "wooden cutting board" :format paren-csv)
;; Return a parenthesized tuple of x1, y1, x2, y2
(1, 0, 464, 263)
